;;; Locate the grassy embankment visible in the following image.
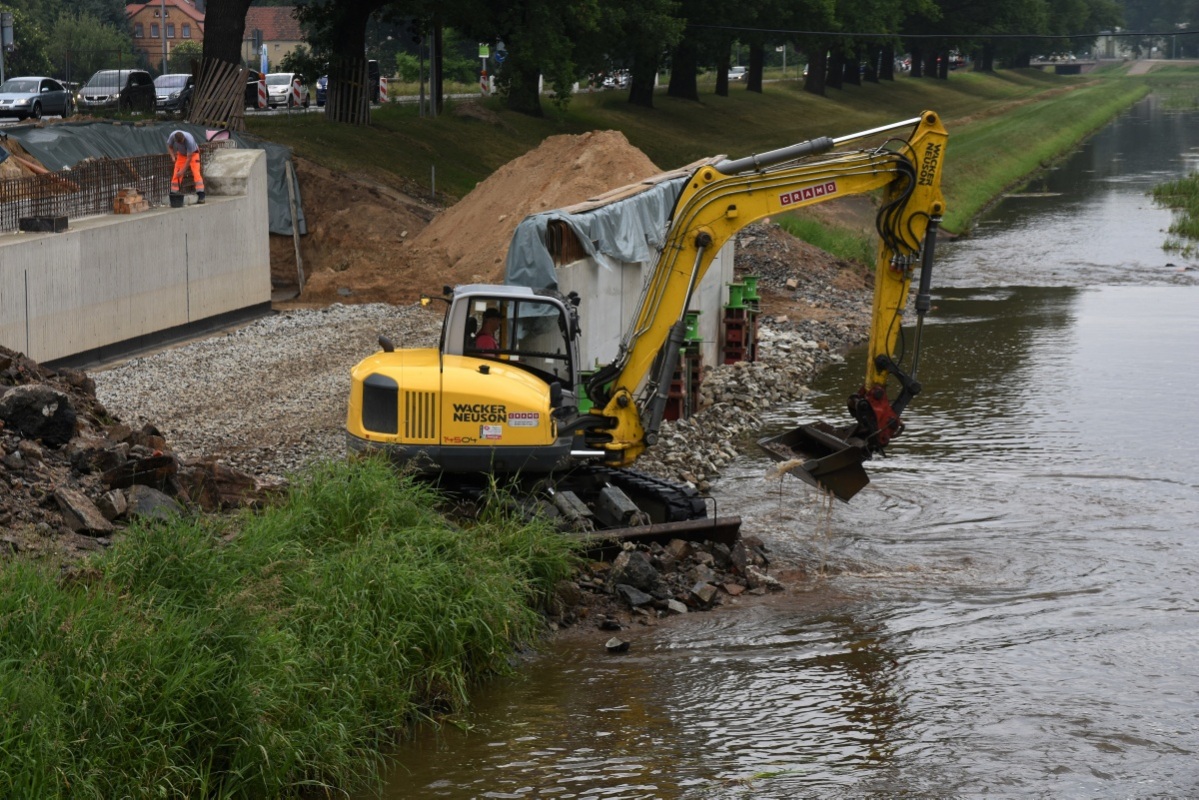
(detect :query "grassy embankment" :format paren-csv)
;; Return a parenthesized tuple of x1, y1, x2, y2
(0, 64, 1184, 799)
(249, 64, 1156, 260)
(1143, 65, 1199, 255)
(0, 458, 577, 798)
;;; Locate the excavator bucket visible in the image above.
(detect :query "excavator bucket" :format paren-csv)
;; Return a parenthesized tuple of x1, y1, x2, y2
(758, 422, 871, 502)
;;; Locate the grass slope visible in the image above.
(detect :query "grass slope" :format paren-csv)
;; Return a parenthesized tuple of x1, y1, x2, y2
(248, 66, 1170, 235)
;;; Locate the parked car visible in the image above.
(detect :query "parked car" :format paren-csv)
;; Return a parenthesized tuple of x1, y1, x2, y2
(265, 72, 309, 108)
(728, 65, 747, 81)
(79, 69, 155, 114)
(154, 73, 194, 117)
(315, 74, 327, 107)
(0, 76, 74, 120)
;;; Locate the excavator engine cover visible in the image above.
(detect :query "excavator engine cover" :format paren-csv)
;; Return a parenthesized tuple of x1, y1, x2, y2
(758, 422, 871, 502)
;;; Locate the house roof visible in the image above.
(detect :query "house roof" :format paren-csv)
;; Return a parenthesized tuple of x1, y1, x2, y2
(125, 0, 205, 24)
(244, 7, 302, 41)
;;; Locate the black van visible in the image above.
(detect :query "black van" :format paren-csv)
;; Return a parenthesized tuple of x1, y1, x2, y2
(80, 69, 156, 114)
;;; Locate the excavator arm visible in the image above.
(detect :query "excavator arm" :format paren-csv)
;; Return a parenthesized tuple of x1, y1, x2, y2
(583, 111, 948, 498)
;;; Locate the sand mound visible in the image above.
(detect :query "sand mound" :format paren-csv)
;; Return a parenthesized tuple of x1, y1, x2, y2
(288, 130, 661, 306)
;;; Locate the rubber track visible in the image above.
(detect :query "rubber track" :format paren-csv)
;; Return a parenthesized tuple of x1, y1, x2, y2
(584, 466, 709, 523)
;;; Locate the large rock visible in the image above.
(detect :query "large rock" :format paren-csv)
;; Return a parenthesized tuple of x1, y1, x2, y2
(0, 384, 77, 447)
(608, 549, 660, 593)
(54, 487, 114, 536)
(126, 485, 185, 522)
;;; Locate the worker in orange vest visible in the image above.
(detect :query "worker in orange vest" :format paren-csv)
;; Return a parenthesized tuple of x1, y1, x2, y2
(167, 129, 205, 204)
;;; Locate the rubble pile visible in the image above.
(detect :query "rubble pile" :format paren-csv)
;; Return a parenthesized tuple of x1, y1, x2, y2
(548, 533, 785, 630)
(0, 346, 276, 562)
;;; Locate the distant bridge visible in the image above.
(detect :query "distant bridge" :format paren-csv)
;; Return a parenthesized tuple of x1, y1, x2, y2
(1029, 59, 1097, 75)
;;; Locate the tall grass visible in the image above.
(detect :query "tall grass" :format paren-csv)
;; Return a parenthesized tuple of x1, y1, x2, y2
(1152, 173, 1199, 255)
(774, 214, 877, 264)
(0, 456, 578, 799)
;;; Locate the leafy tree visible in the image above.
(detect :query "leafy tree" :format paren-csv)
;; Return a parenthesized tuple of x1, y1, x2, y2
(279, 43, 324, 82)
(49, 12, 138, 80)
(0, 5, 52, 77)
(168, 39, 203, 73)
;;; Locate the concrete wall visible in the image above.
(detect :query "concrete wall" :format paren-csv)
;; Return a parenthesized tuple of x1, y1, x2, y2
(0, 149, 270, 365)
(553, 241, 735, 372)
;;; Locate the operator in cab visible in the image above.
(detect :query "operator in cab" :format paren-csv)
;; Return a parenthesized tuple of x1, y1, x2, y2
(475, 308, 501, 352)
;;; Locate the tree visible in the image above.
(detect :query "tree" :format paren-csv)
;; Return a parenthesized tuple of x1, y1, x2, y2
(168, 40, 203, 74)
(48, 12, 136, 81)
(0, 5, 52, 77)
(202, 0, 256, 66)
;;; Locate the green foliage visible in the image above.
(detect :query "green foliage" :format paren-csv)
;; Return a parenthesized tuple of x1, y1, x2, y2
(1152, 172, 1199, 256)
(45, 12, 137, 79)
(776, 215, 877, 265)
(0, 456, 578, 799)
(168, 40, 203, 73)
(0, 6, 52, 77)
(278, 43, 324, 83)
(395, 51, 420, 82)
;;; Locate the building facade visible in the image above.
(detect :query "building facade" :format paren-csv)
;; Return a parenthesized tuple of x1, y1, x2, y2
(242, 7, 304, 72)
(126, 0, 206, 73)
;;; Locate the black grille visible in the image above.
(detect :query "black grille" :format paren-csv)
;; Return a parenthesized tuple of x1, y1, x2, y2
(361, 374, 398, 434)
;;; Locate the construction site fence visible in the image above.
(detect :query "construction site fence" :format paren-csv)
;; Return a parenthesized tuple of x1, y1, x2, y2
(0, 148, 215, 234)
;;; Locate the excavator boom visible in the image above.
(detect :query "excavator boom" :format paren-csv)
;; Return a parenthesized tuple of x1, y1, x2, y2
(584, 111, 948, 499)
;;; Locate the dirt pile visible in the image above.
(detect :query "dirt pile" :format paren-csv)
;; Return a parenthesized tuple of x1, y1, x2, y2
(282, 130, 661, 306)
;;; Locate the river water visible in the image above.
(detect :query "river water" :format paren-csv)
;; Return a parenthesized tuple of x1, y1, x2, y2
(366, 97, 1199, 798)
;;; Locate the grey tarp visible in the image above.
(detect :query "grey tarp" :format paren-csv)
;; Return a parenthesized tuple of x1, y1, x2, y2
(0, 120, 305, 235)
(504, 174, 690, 290)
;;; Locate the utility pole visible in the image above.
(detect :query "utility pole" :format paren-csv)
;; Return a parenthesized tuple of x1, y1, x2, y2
(161, 0, 168, 73)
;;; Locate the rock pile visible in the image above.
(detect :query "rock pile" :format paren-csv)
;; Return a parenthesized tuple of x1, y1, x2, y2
(549, 533, 785, 630)
(0, 346, 275, 562)
(635, 316, 868, 493)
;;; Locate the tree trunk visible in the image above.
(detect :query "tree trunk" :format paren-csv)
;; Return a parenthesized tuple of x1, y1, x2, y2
(843, 45, 862, 86)
(200, 0, 252, 65)
(504, 52, 544, 115)
(804, 47, 827, 96)
(880, 44, 895, 80)
(715, 41, 732, 96)
(325, 3, 375, 123)
(432, 18, 444, 113)
(910, 45, 924, 78)
(826, 47, 844, 90)
(747, 43, 764, 93)
(863, 45, 880, 83)
(667, 37, 699, 100)
(937, 48, 949, 79)
(628, 56, 657, 108)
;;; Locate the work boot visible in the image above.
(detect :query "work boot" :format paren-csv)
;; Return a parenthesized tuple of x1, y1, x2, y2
(196, 191, 205, 205)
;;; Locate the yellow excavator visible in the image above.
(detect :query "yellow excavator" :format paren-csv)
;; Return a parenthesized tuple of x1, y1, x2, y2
(346, 111, 947, 538)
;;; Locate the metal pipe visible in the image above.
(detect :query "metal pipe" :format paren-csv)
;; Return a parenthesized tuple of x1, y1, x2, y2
(909, 215, 941, 380)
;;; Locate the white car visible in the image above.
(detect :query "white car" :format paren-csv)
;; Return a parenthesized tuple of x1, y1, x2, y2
(728, 66, 747, 81)
(265, 73, 309, 108)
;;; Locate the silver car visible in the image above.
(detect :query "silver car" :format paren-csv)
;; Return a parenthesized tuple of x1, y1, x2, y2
(0, 76, 74, 120)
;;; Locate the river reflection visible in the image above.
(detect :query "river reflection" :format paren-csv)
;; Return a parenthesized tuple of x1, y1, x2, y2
(367, 98, 1199, 798)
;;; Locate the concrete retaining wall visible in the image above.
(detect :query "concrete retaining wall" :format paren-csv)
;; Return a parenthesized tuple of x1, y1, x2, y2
(554, 242, 735, 371)
(0, 148, 270, 366)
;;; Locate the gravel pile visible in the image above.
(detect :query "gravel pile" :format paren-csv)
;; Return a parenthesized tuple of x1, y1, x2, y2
(93, 223, 873, 492)
(94, 303, 442, 479)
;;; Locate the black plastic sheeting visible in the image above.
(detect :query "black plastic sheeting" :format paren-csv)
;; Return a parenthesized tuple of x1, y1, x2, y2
(0, 120, 305, 235)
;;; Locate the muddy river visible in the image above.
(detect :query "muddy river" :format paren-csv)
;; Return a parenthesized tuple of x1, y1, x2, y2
(364, 97, 1199, 798)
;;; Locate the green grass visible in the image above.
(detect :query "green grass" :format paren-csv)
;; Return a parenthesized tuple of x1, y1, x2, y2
(775, 214, 877, 264)
(0, 457, 578, 799)
(1152, 173, 1199, 255)
(249, 65, 1169, 237)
